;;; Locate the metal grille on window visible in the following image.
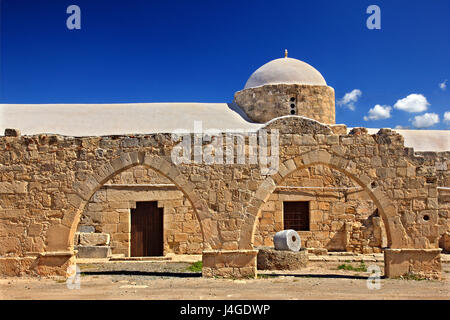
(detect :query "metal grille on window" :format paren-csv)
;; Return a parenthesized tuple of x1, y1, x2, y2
(283, 201, 310, 231)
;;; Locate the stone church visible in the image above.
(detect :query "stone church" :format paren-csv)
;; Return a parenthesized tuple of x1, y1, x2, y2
(0, 54, 449, 279)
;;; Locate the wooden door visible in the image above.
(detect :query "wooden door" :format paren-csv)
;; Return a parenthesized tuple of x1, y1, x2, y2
(131, 201, 163, 256)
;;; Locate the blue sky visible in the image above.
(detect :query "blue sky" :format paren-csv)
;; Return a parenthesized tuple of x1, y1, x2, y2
(0, 0, 449, 129)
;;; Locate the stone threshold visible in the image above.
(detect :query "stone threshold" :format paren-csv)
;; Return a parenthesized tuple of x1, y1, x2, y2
(202, 249, 259, 254)
(109, 256, 172, 261)
(309, 255, 383, 263)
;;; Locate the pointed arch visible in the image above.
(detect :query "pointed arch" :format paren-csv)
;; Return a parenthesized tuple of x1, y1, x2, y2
(239, 149, 410, 250)
(52, 152, 214, 254)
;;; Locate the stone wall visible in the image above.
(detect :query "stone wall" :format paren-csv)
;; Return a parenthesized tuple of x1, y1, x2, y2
(253, 165, 386, 253)
(79, 164, 386, 256)
(234, 84, 335, 124)
(78, 165, 202, 256)
(0, 119, 447, 279)
(438, 187, 450, 252)
(412, 151, 449, 252)
(384, 248, 442, 279)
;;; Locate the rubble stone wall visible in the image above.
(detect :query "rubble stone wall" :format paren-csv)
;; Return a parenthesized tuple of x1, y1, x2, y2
(254, 165, 386, 253)
(0, 118, 447, 278)
(80, 165, 385, 256)
(78, 166, 202, 255)
(234, 84, 335, 124)
(417, 151, 450, 252)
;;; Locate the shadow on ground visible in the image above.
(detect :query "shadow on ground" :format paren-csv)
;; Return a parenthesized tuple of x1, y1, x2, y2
(81, 269, 376, 280)
(81, 270, 202, 278)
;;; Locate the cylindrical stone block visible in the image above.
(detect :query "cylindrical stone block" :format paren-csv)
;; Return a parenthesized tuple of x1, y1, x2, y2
(273, 229, 301, 251)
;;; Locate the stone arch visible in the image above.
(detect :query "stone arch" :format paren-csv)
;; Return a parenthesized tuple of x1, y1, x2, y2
(261, 115, 333, 135)
(53, 151, 213, 254)
(239, 149, 410, 250)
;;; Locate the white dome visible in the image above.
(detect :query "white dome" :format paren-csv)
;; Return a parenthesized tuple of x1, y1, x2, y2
(244, 57, 327, 89)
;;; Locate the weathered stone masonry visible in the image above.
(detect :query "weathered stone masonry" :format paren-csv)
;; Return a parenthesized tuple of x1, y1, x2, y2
(253, 165, 387, 254)
(80, 164, 385, 257)
(77, 167, 202, 256)
(234, 84, 335, 124)
(0, 117, 447, 279)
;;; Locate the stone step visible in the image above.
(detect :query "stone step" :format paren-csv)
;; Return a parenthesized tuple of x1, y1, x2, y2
(75, 232, 110, 246)
(327, 252, 357, 256)
(75, 246, 111, 259)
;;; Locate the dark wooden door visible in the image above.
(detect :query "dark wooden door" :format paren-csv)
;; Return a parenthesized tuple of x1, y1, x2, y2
(131, 201, 163, 257)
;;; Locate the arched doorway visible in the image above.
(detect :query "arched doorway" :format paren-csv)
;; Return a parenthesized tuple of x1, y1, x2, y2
(239, 149, 410, 251)
(252, 163, 388, 254)
(61, 152, 212, 256)
(74, 164, 204, 258)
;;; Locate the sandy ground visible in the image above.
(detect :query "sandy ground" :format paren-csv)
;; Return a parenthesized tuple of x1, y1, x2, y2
(1, 260, 449, 300)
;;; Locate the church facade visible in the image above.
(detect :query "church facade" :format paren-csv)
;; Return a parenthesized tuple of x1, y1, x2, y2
(0, 54, 448, 279)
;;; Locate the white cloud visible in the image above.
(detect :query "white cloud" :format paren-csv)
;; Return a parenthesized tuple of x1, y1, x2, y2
(444, 111, 450, 124)
(363, 104, 392, 121)
(439, 80, 448, 91)
(394, 94, 430, 113)
(411, 113, 439, 128)
(395, 125, 410, 129)
(338, 89, 362, 111)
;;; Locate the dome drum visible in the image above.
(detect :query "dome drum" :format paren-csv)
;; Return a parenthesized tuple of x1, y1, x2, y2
(234, 83, 335, 124)
(234, 56, 335, 124)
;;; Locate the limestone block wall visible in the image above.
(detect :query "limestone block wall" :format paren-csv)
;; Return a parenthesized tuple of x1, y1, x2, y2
(253, 165, 386, 253)
(419, 152, 450, 251)
(78, 165, 202, 255)
(234, 84, 335, 124)
(0, 118, 447, 279)
(82, 165, 384, 256)
(407, 151, 449, 252)
(81, 164, 386, 255)
(438, 188, 450, 252)
(436, 155, 449, 252)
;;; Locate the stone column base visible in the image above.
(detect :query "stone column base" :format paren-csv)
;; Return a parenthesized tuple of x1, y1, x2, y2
(202, 249, 258, 279)
(384, 248, 442, 280)
(0, 252, 75, 277)
(256, 246, 308, 270)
